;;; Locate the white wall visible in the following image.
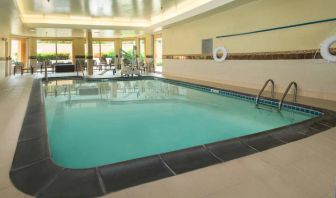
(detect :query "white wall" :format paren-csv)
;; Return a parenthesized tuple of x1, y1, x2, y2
(0, 39, 7, 80)
(162, 0, 336, 54)
(163, 59, 336, 101)
(162, 0, 336, 101)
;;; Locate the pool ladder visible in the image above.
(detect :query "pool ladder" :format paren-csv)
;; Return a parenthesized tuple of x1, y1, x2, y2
(256, 79, 275, 107)
(256, 80, 298, 111)
(278, 81, 297, 110)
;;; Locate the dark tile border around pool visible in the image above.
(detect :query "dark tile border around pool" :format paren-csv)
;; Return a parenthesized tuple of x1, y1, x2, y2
(10, 77, 336, 197)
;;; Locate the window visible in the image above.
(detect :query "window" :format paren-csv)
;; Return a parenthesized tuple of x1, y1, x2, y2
(92, 41, 100, 63)
(11, 40, 20, 62)
(121, 40, 136, 60)
(154, 36, 163, 72)
(91, 41, 115, 64)
(139, 39, 145, 61)
(37, 40, 72, 64)
(100, 41, 115, 63)
(57, 41, 72, 63)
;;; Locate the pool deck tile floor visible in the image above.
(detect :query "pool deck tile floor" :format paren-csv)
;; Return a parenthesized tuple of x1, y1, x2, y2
(0, 73, 336, 198)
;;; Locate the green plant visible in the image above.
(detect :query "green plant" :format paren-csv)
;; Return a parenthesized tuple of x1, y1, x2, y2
(123, 50, 135, 60)
(102, 50, 116, 58)
(37, 53, 70, 62)
(139, 52, 145, 61)
(156, 59, 163, 66)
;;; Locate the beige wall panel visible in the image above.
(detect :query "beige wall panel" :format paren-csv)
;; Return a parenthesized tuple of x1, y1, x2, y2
(163, 59, 336, 101)
(163, 0, 336, 54)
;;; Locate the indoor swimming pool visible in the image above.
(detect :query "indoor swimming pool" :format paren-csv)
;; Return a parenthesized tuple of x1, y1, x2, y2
(43, 78, 317, 168)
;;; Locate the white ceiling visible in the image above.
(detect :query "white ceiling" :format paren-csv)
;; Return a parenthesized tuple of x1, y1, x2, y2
(0, 0, 255, 38)
(19, 0, 184, 19)
(30, 28, 144, 38)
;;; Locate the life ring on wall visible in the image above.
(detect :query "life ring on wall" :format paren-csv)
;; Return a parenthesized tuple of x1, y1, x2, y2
(320, 36, 336, 62)
(213, 46, 228, 62)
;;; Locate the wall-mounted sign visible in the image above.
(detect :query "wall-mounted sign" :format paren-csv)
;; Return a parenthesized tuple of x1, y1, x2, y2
(202, 39, 213, 55)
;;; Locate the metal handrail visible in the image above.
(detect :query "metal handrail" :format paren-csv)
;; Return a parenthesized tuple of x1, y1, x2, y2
(75, 58, 85, 77)
(44, 61, 48, 82)
(256, 79, 275, 106)
(278, 81, 297, 110)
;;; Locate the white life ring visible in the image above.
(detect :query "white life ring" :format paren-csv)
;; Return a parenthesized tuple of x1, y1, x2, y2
(213, 46, 228, 62)
(320, 36, 336, 62)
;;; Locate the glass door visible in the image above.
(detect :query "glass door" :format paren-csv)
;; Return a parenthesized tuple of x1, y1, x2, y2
(154, 35, 162, 73)
(121, 40, 136, 64)
(139, 38, 146, 62)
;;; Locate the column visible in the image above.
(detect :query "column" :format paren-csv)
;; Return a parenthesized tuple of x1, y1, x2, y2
(114, 39, 121, 57)
(28, 38, 37, 72)
(5, 39, 9, 76)
(73, 38, 86, 60)
(20, 39, 27, 66)
(135, 37, 140, 57)
(0, 38, 7, 79)
(86, 30, 93, 75)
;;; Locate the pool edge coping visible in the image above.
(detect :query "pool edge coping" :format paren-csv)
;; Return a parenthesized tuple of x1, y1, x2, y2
(9, 76, 336, 197)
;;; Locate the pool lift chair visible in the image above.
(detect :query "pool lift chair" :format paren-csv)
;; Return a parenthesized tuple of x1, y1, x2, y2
(120, 48, 141, 77)
(121, 62, 141, 77)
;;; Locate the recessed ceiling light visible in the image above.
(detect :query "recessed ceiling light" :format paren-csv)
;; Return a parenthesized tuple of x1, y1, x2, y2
(29, 28, 36, 32)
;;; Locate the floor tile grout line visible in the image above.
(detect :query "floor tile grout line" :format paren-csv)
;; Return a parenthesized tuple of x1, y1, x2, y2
(202, 145, 224, 163)
(240, 140, 260, 152)
(35, 167, 65, 197)
(158, 154, 176, 176)
(269, 135, 288, 144)
(317, 122, 333, 128)
(96, 167, 107, 195)
(309, 126, 322, 132)
(10, 157, 49, 172)
(18, 135, 45, 143)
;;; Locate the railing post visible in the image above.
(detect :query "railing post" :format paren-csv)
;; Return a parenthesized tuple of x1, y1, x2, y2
(278, 81, 298, 110)
(44, 61, 48, 82)
(256, 79, 275, 106)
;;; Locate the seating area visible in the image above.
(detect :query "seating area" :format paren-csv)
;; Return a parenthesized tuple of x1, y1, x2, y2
(12, 57, 155, 77)
(13, 61, 33, 75)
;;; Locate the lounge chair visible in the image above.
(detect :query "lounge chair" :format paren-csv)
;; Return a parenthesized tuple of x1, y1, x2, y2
(14, 62, 33, 75)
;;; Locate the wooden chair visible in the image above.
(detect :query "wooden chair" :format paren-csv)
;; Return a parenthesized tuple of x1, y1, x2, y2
(14, 62, 33, 75)
(39, 60, 53, 73)
(145, 58, 154, 73)
(99, 57, 108, 70)
(138, 60, 145, 73)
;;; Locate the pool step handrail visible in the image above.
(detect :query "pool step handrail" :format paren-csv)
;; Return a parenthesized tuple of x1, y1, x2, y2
(256, 79, 275, 106)
(44, 61, 48, 82)
(278, 81, 298, 111)
(75, 58, 85, 77)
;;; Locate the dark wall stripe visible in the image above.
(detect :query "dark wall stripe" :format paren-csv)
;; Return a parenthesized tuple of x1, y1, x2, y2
(217, 17, 336, 38)
(163, 48, 336, 60)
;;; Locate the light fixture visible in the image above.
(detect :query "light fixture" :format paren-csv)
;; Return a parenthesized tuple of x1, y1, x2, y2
(154, 27, 163, 32)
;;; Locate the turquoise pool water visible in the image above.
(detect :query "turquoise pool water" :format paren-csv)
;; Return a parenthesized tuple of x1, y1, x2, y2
(44, 79, 315, 168)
